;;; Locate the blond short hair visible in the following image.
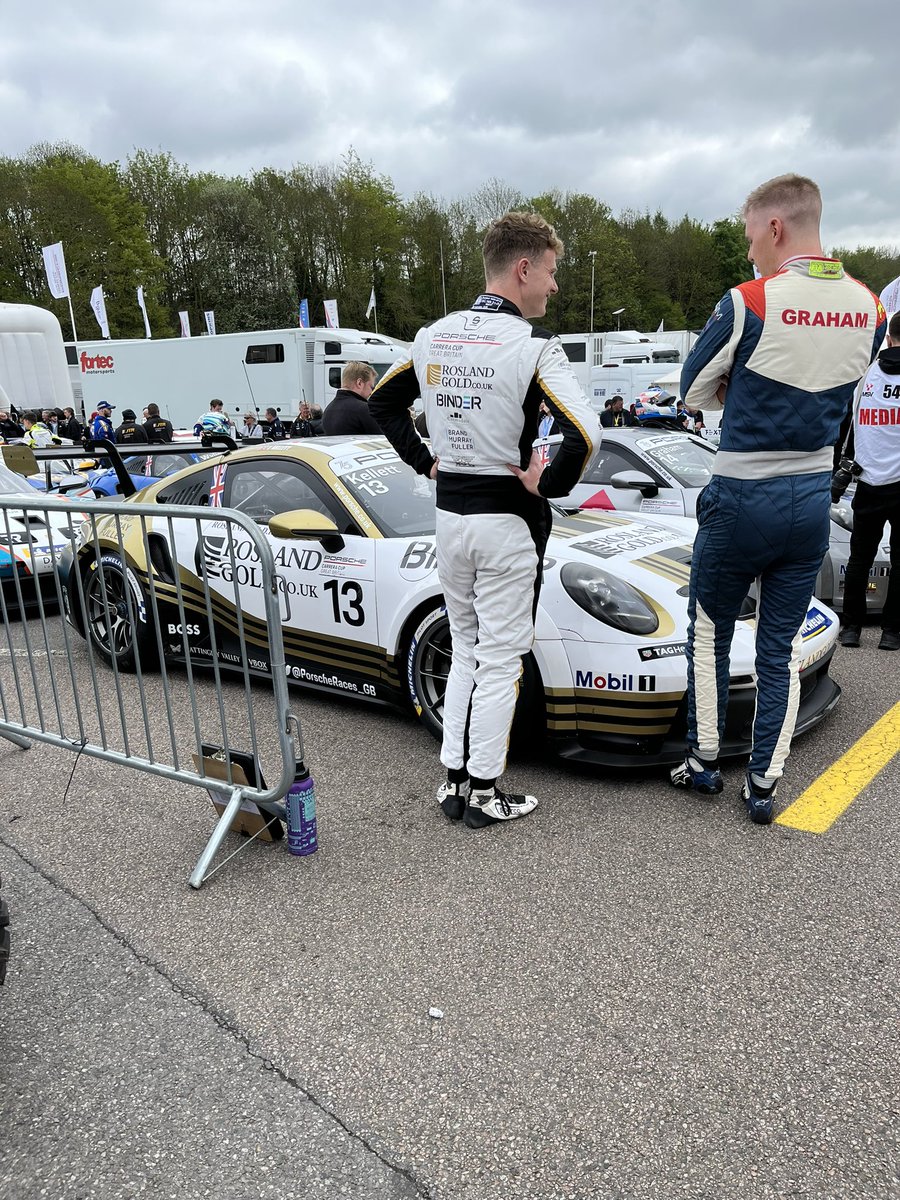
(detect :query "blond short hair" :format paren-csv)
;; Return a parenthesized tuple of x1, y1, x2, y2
(742, 174, 822, 229)
(482, 210, 564, 280)
(341, 361, 376, 389)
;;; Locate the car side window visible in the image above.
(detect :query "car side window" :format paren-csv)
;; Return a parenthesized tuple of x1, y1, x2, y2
(224, 461, 359, 533)
(584, 447, 643, 485)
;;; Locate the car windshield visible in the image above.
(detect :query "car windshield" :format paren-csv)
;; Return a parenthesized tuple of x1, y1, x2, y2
(329, 450, 436, 537)
(122, 452, 204, 478)
(634, 434, 716, 487)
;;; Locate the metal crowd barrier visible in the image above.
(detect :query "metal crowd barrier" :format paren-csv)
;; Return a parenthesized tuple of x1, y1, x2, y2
(0, 489, 301, 888)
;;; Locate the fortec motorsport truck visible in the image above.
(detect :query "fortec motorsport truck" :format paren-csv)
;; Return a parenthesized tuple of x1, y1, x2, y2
(68, 327, 410, 428)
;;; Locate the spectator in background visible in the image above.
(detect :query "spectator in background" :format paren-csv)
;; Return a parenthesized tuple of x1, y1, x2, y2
(41, 409, 59, 435)
(195, 398, 233, 438)
(116, 408, 150, 444)
(322, 362, 381, 436)
(263, 407, 287, 439)
(91, 402, 116, 442)
(143, 403, 174, 443)
(58, 407, 84, 442)
(241, 411, 263, 440)
(289, 401, 316, 438)
(22, 410, 61, 447)
(0, 410, 25, 440)
(600, 395, 632, 428)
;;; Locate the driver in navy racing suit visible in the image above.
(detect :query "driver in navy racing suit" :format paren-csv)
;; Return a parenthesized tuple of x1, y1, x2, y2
(670, 174, 886, 823)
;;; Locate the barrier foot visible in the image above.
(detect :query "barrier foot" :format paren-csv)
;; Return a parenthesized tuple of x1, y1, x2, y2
(189, 787, 244, 890)
(0, 730, 32, 750)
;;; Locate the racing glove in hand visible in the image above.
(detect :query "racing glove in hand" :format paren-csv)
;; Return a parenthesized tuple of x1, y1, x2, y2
(831, 457, 861, 504)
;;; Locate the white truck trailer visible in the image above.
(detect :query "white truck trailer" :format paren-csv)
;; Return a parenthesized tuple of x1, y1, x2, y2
(559, 329, 698, 409)
(0, 303, 73, 415)
(67, 326, 410, 428)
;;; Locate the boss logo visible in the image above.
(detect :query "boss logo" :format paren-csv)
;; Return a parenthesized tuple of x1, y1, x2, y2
(167, 623, 200, 636)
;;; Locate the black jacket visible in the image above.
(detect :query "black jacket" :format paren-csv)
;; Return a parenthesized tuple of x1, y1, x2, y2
(116, 420, 150, 444)
(144, 416, 174, 443)
(58, 416, 84, 441)
(321, 389, 381, 436)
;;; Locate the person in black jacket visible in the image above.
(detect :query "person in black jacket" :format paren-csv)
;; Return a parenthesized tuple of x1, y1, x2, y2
(263, 407, 287, 439)
(115, 409, 150, 444)
(143, 403, 174, 443)
(58, 407, 84, 441)
(0, 410, 25, 440)
(322, 362, 381, 436)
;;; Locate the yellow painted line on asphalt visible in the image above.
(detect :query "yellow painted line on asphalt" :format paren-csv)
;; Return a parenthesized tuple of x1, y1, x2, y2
(776, 701, 900, 834)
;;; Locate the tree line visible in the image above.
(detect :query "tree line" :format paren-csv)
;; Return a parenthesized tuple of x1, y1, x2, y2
(2, 142, 898, 344)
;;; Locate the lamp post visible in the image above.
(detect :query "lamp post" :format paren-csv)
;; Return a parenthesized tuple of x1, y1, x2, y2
(588, 250, 597, 333)
(612, 306, 625, 332)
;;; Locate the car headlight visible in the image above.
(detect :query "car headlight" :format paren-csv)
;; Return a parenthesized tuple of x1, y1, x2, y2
(830, 501, 853, 532)
(560, 561, 659, 635)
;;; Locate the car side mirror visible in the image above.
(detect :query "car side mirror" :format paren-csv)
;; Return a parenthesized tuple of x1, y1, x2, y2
(610, 470, 659, 498)
(268, 509, 345, 554)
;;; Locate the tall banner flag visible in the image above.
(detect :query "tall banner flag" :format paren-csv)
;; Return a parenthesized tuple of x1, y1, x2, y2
(656, 319, 664, 333)
(42, 241, 77, 339)
(366, 287, 376, 318)
(42, 242, 70, 299)
(323, 299, 339, 329)
(204, 310, 216, 336)
(881, 274, 900, 317)
(90, 286, 111, 339)
(299, 298, 311, 328)
(136, 286, 152, 338)
(178, 311, 191, 338)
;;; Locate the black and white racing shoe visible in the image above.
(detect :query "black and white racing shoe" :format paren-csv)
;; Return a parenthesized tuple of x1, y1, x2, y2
(436, 779, 469, 821)
(464, 786, 538, 829)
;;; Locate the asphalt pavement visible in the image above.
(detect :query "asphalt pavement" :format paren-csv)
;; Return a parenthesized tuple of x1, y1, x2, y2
(0, 619, 898, 1200)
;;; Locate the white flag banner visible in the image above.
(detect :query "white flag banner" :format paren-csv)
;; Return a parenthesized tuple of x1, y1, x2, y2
(204, 310, 216, 336)
(880, 273, 900, 316)
(323, 298, 339, 329)
(90, 286, 111, 338)
(42, 242, 70, 299)
(178, 310, 191, 338)
(136, 286, 152, 338)
(656, 319, 664, 333)
(365, 287, 376, 319)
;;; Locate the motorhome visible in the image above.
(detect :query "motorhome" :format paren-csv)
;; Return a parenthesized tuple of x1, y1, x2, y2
(66, 326, 410, 429)
(559, 329, 698, 409)
(0, 303, 73, 415)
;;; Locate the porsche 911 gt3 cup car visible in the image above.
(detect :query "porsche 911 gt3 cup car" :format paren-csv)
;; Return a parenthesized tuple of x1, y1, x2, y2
(59, 437, 841, 767)
(546, 428, 891, 615)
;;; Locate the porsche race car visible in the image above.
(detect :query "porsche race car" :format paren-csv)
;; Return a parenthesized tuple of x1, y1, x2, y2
(59, 436, 842, 768)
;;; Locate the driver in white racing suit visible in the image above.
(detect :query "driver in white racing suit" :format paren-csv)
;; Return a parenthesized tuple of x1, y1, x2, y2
(370, 211, 598, 829)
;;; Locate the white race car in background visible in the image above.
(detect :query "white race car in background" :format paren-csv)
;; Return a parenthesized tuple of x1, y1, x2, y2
(0, 457, 79, 605)
(61, 436, 842, 768)
(541, 428, 891, 615)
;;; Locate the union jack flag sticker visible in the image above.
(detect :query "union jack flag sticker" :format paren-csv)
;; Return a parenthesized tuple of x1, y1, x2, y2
(209, 462, 227, 507)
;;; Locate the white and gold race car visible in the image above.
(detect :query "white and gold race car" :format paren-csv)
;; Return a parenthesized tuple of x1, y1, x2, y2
(60, 437, 842, 768)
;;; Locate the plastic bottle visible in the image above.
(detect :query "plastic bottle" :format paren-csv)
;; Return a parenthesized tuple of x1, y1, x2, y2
(285, 761, 318, 856)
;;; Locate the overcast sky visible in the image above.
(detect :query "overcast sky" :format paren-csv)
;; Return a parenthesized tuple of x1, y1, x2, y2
(2, 0, 898, 251)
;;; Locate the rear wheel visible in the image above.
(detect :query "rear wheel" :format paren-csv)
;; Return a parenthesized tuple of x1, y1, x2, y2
(405, 605, 545, 749)
(84, 553, 157, 671)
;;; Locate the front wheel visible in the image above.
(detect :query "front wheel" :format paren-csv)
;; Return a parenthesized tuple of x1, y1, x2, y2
(84, 553, 157, 671)
(405, 606, 545, 749)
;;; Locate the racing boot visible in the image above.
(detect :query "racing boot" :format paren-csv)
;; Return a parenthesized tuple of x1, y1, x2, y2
(436, 770, 469, 821)
(878, 629, 900, 651)
(669, 752, 723, 795)
(839, 624, 862, 647)
(464, 783, 538, 829)
(742, 774, 777, 825)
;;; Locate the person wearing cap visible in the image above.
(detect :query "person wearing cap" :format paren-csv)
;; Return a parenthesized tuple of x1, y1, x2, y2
(115, 408, 150, 444)
(91, 402, 116, 443)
